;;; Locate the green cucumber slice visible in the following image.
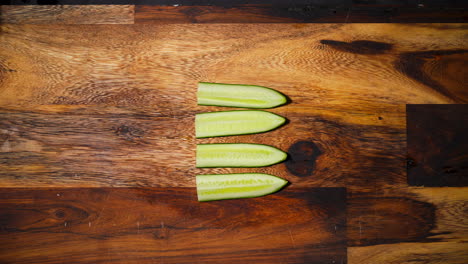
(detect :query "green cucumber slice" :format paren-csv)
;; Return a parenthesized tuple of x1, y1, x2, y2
(196, 143, 287, 168)
(195, 110, 285, 138)
(196, 173, 288, 201)
(197, 82, 287, 108)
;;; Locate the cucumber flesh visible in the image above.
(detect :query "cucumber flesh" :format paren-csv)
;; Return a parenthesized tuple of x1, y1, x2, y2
(196, 143, 287, 167)
(195, 110, 285, 138)
(196, 173, 288, 201)
(197, 82, 287, 108)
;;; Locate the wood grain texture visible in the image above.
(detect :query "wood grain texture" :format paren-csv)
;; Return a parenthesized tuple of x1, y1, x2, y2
(348, 187, 468, 264)
(0, 22, 467, 264)
(135, 5, 309, 23)
(347, 187, 468, 247)
(348, 195, 437, 246)
(1, 23, 466, 187)
(0, 106, 194, 187)
(349, 241, 468, 264)
(407, 104, 468, 186)
(0, 5, 134, 24)
(0, 187, 347, 264)
(134, 5, 468, 23)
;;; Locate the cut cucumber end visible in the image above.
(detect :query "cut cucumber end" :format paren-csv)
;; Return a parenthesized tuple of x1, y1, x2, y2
(196, 143, 287, 168)
(195, 110, 286, 138)
(197, 82, 287, 109)
(196, 173, 289, 201)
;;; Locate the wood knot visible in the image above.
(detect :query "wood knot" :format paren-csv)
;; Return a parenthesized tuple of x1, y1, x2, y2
(153, 226, 170, 240)
(406, 157, 417, 169)
(114, 125, 144, 142)
(286, 140, 322, 177)
(406, 157, 417, 170)
(55, 210, 65, 219)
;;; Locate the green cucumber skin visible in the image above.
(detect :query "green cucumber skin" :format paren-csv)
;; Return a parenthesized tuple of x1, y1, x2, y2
(196, 173, 289, 202)
(195, 110, 286, 138)
(197, 103, 274, 109)
(196, 143, 288, 168)
(197, 82, 287, 109)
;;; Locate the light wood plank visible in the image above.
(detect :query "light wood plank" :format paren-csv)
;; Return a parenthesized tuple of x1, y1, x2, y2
(0, 5, 134, 24)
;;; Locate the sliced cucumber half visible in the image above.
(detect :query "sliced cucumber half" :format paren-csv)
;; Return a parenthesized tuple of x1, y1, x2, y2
(196, 143, 287, 168)
(197, 82, 287, 108)
(196, 173, 288, 201)
(195, 110, 285, 138)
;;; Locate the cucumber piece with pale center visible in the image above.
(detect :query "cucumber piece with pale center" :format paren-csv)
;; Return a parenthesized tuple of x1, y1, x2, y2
(196, 143, 287, 167)
(195, 110, 285, 138)
(196, 173, 288, 201)
(197, 82, 287, 108)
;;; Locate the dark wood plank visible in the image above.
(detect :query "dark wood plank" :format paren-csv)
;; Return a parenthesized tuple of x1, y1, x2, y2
(135, 5, 348, 23)
(0, 5, 134, 24)
(6, 0, 462, 6)
(135, 5, 468, 23)
(2, 1, 466, 24)
(348, 187, 468, 264)
(348, 191, 437, 247)
(407, 104, 468, 187)
(0, 187, 347, 264)
(7, 0, 132, 4)
(135, 5, 291, 23)
(134, 0, 345, 5)
(347, 7, 468, 22)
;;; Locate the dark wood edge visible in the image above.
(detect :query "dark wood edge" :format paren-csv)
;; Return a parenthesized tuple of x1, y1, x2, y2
(135, 4, 468, 23)
(1, 4, 466, 24)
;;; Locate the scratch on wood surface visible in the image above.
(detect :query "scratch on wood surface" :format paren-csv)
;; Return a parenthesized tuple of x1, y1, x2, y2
(93, 191, 110, 229)
(0, 188, 348, 263)
(288, 228, 296, 248)
(345, 9, 350, 23)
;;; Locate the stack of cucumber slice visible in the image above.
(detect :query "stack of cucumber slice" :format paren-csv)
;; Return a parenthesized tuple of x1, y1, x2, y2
(196, 82, 289, 201)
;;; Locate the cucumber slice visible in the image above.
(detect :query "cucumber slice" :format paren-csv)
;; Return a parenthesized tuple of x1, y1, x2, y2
(196, 143, 287, 167)
(195, 110, 285, 138)
(197, 82, 287, 108)
(196, 173, 288, 201)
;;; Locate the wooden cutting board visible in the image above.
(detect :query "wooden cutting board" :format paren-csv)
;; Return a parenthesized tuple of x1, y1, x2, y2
(0, 23, 467, 263)
(1, 23, 465, 187)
